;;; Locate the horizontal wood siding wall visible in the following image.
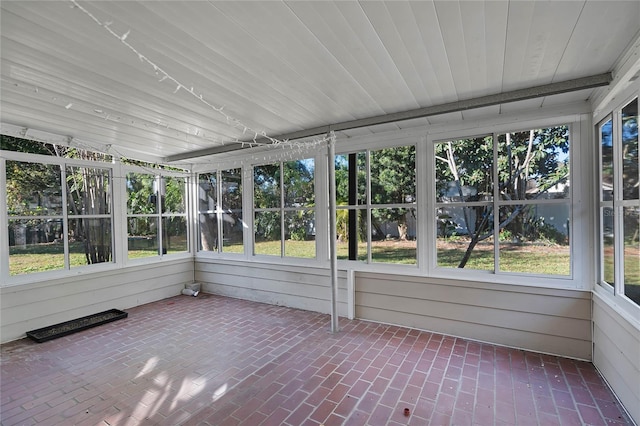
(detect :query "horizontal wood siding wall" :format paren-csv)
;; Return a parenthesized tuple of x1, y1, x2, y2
(592, 293, 640, 424)
(195, 259, 348, 317)
(0, 259, 193, 343)
(355, 272, 592, 360)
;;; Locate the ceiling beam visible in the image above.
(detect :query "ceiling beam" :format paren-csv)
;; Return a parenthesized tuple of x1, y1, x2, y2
(165, 72, 612, 162)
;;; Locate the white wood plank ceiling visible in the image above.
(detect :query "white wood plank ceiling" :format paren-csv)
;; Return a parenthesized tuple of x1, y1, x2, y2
(1, 1, 639, 164)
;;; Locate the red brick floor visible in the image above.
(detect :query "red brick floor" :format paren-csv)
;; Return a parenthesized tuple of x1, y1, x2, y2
(0, 294, 633, 425)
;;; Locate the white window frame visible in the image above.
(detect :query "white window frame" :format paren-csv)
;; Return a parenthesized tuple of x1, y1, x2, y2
(431, 127, 573, 278)
(334, 145, 418, 266)
(424, 115, 588, 289)
(195, 168, 246, 256)
(122, 165, 191, 263)
(2, 150, 116, 284)
(252, 158, 317, 260)
(1, 147, 192, 286)
(595, 93, 640, 315)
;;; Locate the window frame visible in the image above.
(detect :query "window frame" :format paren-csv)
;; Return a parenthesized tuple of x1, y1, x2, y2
(334, 145, 418, 266)
(1, 147, 192, 286)
(426, 120, 579, 286)
(252, 158, 317, 260)
(196, 168, 246, 256)
(2, 150, 116, 282)
(123, 166, 190, 261)
(596, 95, 640, 312)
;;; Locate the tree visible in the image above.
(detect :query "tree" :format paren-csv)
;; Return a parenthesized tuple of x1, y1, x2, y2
(370, 146, 416, 240)
(198, 172, 218, 251)
(66, 163, 111, 264)
(435, 127, 570, 268)
(4, 135, 113, 265)
(252, 160, 314, 244)
(253, 163, 281, 241)
(334, 154, 367, 243)
(3, 136, 59, 217)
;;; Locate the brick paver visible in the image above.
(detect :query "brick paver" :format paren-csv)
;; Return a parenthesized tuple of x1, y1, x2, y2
(0, 294, 633, 425)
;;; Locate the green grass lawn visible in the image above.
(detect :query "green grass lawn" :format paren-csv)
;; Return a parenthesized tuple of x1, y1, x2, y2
(9, 239, 638, 284)
(253, 240, 316, 258)
(437, 241, 573, 275)
(252, 239, 417, 264)
(9, 243, 100, 274)
(9, 240, 189, 275)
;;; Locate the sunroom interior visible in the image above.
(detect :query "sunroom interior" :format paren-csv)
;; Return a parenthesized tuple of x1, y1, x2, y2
(1, 1, 639, 424)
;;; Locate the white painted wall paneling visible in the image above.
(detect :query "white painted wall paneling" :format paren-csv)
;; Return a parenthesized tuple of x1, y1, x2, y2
(0, 260, 193, 343)
(355, 272, 592, 360)
(592, 293, 640, 425)
(195, 259, 348, 318)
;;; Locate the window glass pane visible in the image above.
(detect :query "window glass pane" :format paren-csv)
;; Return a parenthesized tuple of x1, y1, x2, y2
(621, 99, 638, 200)
(284, 159, 314, 207)
(284, 210, 315, 258)
(222, 211, 244, 253)
(335, 155, 350, 206)
(199, 213, 219, 252)
(436, 206, 494, 270)
(222, 168, 242, 210)
(162, 216, 188, 254)
(602, 207, 615, 285)
(498, 204, 570, 275)
(623, 206, 639, 305)
(435, 136, 493, 203)
(336, 208, 367, 261)
(66, 167, 111, 215)
(357, 152, 367, 205)
(198, 173, 217, 212)
(127, 173, 157, 214)
(127, 217, 158, 259)
(6, 161, 62, 215)
(371, 208, 417, 264)
(371, 146, 416, 204)
(254, 164, 280, 209)
(497, 127, 570, 201)
(8, 219, 64, 275)
(600, 118, 614, 202)
(162, 176, 186, 214)
(335, 153, 367, 206)
(254, 211, 281, 256)
(68, 218, 112, 267)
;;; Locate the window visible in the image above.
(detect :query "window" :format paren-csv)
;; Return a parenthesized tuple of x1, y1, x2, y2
(126, 172, 188, 258)
(198, 168, 244, 254)
(6, 158, 114, 275)
(253, 159, 315, 258)
(435, 126, 571, 276)
(335, 145, 417, 264)
(598, 98, 639, 307)
(67, 166, 113, 266)
(335, 152, 367, 262)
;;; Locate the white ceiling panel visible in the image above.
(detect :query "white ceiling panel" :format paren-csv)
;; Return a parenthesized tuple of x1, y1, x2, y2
(1, 0, 639, 164)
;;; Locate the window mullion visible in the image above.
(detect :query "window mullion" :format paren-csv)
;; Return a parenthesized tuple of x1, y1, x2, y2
(280, 162, 285, 257)
(613, 111, 625, 296)
(366, 150, 372, 264)
(112, 159, 124, 266)
(61, 164, 70, 270)
(0, 157, 8, 283)
(492, 133, 501, 274)
(217, 170, 223, 254)
(348, 153, 357, 261)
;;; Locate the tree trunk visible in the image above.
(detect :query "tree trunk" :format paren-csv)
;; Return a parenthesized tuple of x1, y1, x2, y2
(199, 215, 217, 251)
(458, 237, 479, 268)
(397, 214, 408, 240)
